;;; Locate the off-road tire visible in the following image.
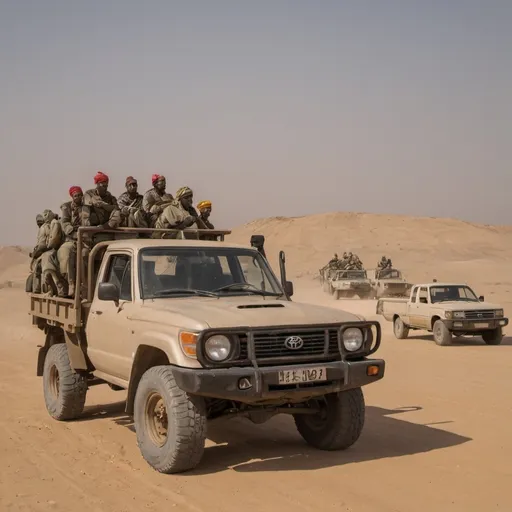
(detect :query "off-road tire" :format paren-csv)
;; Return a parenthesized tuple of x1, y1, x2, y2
(134, 366, 207, 474)
(294, 388, 365, 451)
(433, 319, 452, 346)
(43, 343, 87, 420)
(482, 327, 503, 345)
(393, 317, 409, 339)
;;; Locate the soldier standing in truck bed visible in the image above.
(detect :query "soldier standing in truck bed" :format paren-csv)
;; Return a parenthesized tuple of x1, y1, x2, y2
(143, 174, 174, 227)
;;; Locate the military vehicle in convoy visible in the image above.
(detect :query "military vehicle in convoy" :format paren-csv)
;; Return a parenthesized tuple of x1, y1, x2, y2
(377, 282, 508, 345)
(27, 227, 385, 474)
(322, 268, 372, 300)
(367, 268, 411, 299)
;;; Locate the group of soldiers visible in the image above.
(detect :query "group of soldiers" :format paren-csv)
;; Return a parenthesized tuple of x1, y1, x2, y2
(326, 252, 364, 271)
(29, 171, 216, 299)
(377, 256, 393, 270)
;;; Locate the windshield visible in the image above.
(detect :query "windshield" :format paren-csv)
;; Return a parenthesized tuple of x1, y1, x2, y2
(139, 247, 283, 299)
(430, 285, 479, 303)
(337, 270, 367, 279)
(378, 269, 401, 279)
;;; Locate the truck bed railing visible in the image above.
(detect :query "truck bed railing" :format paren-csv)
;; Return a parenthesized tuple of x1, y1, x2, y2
(30, 294, 79, 332)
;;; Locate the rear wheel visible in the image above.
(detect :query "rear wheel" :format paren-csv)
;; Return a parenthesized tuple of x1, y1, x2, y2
(393, 317, 409, 339)
(433, 320, 452, 346)
(482, 327, 503, 345)
(294, 388, 365, 450)
(43, 344, 87, 420)
(134, 366, 207, 474)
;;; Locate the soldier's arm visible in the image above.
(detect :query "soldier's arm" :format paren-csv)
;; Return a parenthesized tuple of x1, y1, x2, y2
(117, 194, 131, 216)
(81, 205, 92, 226)
(60, 204, 74, 236)
(142, 191, 154, 213)
(32, 227, 48, 258)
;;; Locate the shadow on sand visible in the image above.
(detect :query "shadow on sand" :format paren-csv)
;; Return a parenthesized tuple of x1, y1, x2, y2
(407, 334, 512, 347)
(81, 402, 471, 474)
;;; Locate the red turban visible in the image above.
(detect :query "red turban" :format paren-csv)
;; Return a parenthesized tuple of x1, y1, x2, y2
(126, 176, 137, 186)
(94, 171, 109, 184)
(152, 174, 163, 185)
(69, 186, 83, 197)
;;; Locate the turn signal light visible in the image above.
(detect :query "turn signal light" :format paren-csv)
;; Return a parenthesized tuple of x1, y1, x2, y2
(367, 365, 380, 376)
(179, 331, 198, 358)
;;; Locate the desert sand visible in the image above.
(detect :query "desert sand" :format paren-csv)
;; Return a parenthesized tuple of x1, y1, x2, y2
(1, 212, 511, 511)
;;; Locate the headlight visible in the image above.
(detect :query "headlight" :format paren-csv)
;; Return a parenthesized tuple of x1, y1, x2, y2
(343, 328, 364, 352)
(204, 335, 232, 362)
(445, 311, 453, 319)
(453, 311, 465, 319)
(495, 309, 504, 318)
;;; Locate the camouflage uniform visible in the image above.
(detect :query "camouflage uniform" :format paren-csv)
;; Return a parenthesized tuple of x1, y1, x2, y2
(83, 188, 121, 229)
(142, 188, 174, 227)
(32, 210, 66, 296)
(58, 198, 87, 297)
(118, 191, 149, 228)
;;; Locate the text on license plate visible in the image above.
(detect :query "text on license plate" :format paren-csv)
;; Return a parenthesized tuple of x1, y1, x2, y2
(474, 322, 489, 328)
(278, 367, 327, 385)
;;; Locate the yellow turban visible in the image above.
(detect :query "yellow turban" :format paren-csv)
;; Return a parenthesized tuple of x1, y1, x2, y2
(197, 200, 212, 210)
(175, 186, 193, 199)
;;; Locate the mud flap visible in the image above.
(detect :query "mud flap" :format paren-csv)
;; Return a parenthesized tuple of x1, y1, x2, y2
(64, 331, 89, 371)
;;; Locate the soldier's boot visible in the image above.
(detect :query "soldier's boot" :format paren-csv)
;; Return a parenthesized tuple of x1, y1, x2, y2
(55, 278, 67, 298)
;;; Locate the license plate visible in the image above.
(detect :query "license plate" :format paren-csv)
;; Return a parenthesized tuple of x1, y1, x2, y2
(474, 322, 489, 328)
(278, 367, 327, 385)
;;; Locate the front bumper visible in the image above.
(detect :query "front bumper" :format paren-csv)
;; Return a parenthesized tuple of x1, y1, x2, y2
(172, 358, 385, 404)
(444, 317, 508, 331)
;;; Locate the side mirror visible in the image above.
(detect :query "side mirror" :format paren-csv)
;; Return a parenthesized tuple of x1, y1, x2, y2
(98, 282, 120, 302)
(479, 295, 484, 301)
(284, 281, 294, 297)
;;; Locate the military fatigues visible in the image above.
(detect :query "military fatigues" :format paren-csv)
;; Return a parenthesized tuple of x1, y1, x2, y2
(154, 200, 199, 238)
(58, 201, 87, 297)
(142, 188, 174, 227)
(118, 191, 149, 228)
(82, 189, 122, 228)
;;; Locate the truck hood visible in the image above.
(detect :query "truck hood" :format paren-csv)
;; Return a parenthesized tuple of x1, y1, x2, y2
(140, 296, 363, 329)
(433, 301, 502, 311)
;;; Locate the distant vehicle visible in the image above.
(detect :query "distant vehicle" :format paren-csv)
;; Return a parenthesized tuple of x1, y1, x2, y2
(376, 282, 508, 346)
(367, 268, 412, 299)
(322, 268, 372, 300)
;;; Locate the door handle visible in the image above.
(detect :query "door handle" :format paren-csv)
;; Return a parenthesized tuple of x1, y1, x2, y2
(92, 310, 103, 315)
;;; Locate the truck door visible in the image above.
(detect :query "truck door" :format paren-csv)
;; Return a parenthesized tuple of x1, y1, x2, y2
(407, 286, 420, 326)
(86, 251, 135, 382)
(414, 286, 431, 329)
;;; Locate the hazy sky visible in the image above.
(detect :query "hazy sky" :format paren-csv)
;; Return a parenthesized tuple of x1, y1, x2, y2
(1, 0, 511, 245)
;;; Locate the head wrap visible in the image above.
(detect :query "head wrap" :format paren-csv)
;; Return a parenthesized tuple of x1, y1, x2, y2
(69, 186, 83, 197)
(175, 186, 193, 200)
(94, 171, 109, 184)
(42, 209, 57, 222)
(36, 214, 44, 222)
(126, 176, 137, 186)
(152, 174, 164, 185)
(197, 200, 211, 210)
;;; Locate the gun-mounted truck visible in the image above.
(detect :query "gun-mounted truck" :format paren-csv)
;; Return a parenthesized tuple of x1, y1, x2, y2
(28, 227, 385, 474)
(376, 282, 508, 346)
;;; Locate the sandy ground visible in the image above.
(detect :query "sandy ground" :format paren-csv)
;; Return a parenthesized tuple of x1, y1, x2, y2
(1, 213, 512, 511)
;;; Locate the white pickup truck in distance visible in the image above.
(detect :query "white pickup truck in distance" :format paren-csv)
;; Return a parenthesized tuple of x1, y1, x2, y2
(29, 227, 385, 474)
(376, 282, 508, 346)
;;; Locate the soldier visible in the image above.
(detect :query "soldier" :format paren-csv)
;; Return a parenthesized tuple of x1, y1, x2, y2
(118, 176, 149, 228)
(197, 200, 214, 229)
(36, 214, 44, 229)
(378, 256, 387, 269)
(58, 186, 85, 298)
(328, 253, 339, 267)
(143, 174, 174, 227)
(154, 186, 199, 238)
(82, 171, 121, 229)
(32, 209, 66, 297)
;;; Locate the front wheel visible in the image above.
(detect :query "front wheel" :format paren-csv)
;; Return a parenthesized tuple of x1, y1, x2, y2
(134, 366, 207, 474)
(43, 343, 88, 420)
(433, 319, 452, 346)
(482, 327, 503, 345)
(294, 388, 365, 451)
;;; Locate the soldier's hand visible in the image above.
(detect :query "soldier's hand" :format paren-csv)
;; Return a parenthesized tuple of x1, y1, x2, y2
(183, 216, 195, 228)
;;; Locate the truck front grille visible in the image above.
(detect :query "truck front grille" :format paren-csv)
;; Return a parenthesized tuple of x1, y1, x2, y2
(464, 310, 495, 320)
(238, 329, 339, 363)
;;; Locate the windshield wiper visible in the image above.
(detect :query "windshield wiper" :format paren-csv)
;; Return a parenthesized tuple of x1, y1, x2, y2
(213, 283, 282, 296)
(152, 288, 219, 298)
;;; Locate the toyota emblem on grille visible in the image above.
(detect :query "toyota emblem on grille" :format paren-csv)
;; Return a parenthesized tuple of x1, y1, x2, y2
(284, 336, 304, 350)
(478, 313, 483, 318)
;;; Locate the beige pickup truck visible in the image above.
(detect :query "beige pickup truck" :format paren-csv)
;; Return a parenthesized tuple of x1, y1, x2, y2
(28, 227, 385, 474)
(376, 282, 508, 345)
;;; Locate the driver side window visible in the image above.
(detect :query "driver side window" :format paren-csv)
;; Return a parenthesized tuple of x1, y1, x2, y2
(105, 254, 132, 301)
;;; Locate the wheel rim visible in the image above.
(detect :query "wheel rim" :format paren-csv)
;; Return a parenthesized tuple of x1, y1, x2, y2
(145, 392, 168, 447)
(49, 364, 60, 399)
(395, 319, 402, 334)
(434, 323, 442, 340)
